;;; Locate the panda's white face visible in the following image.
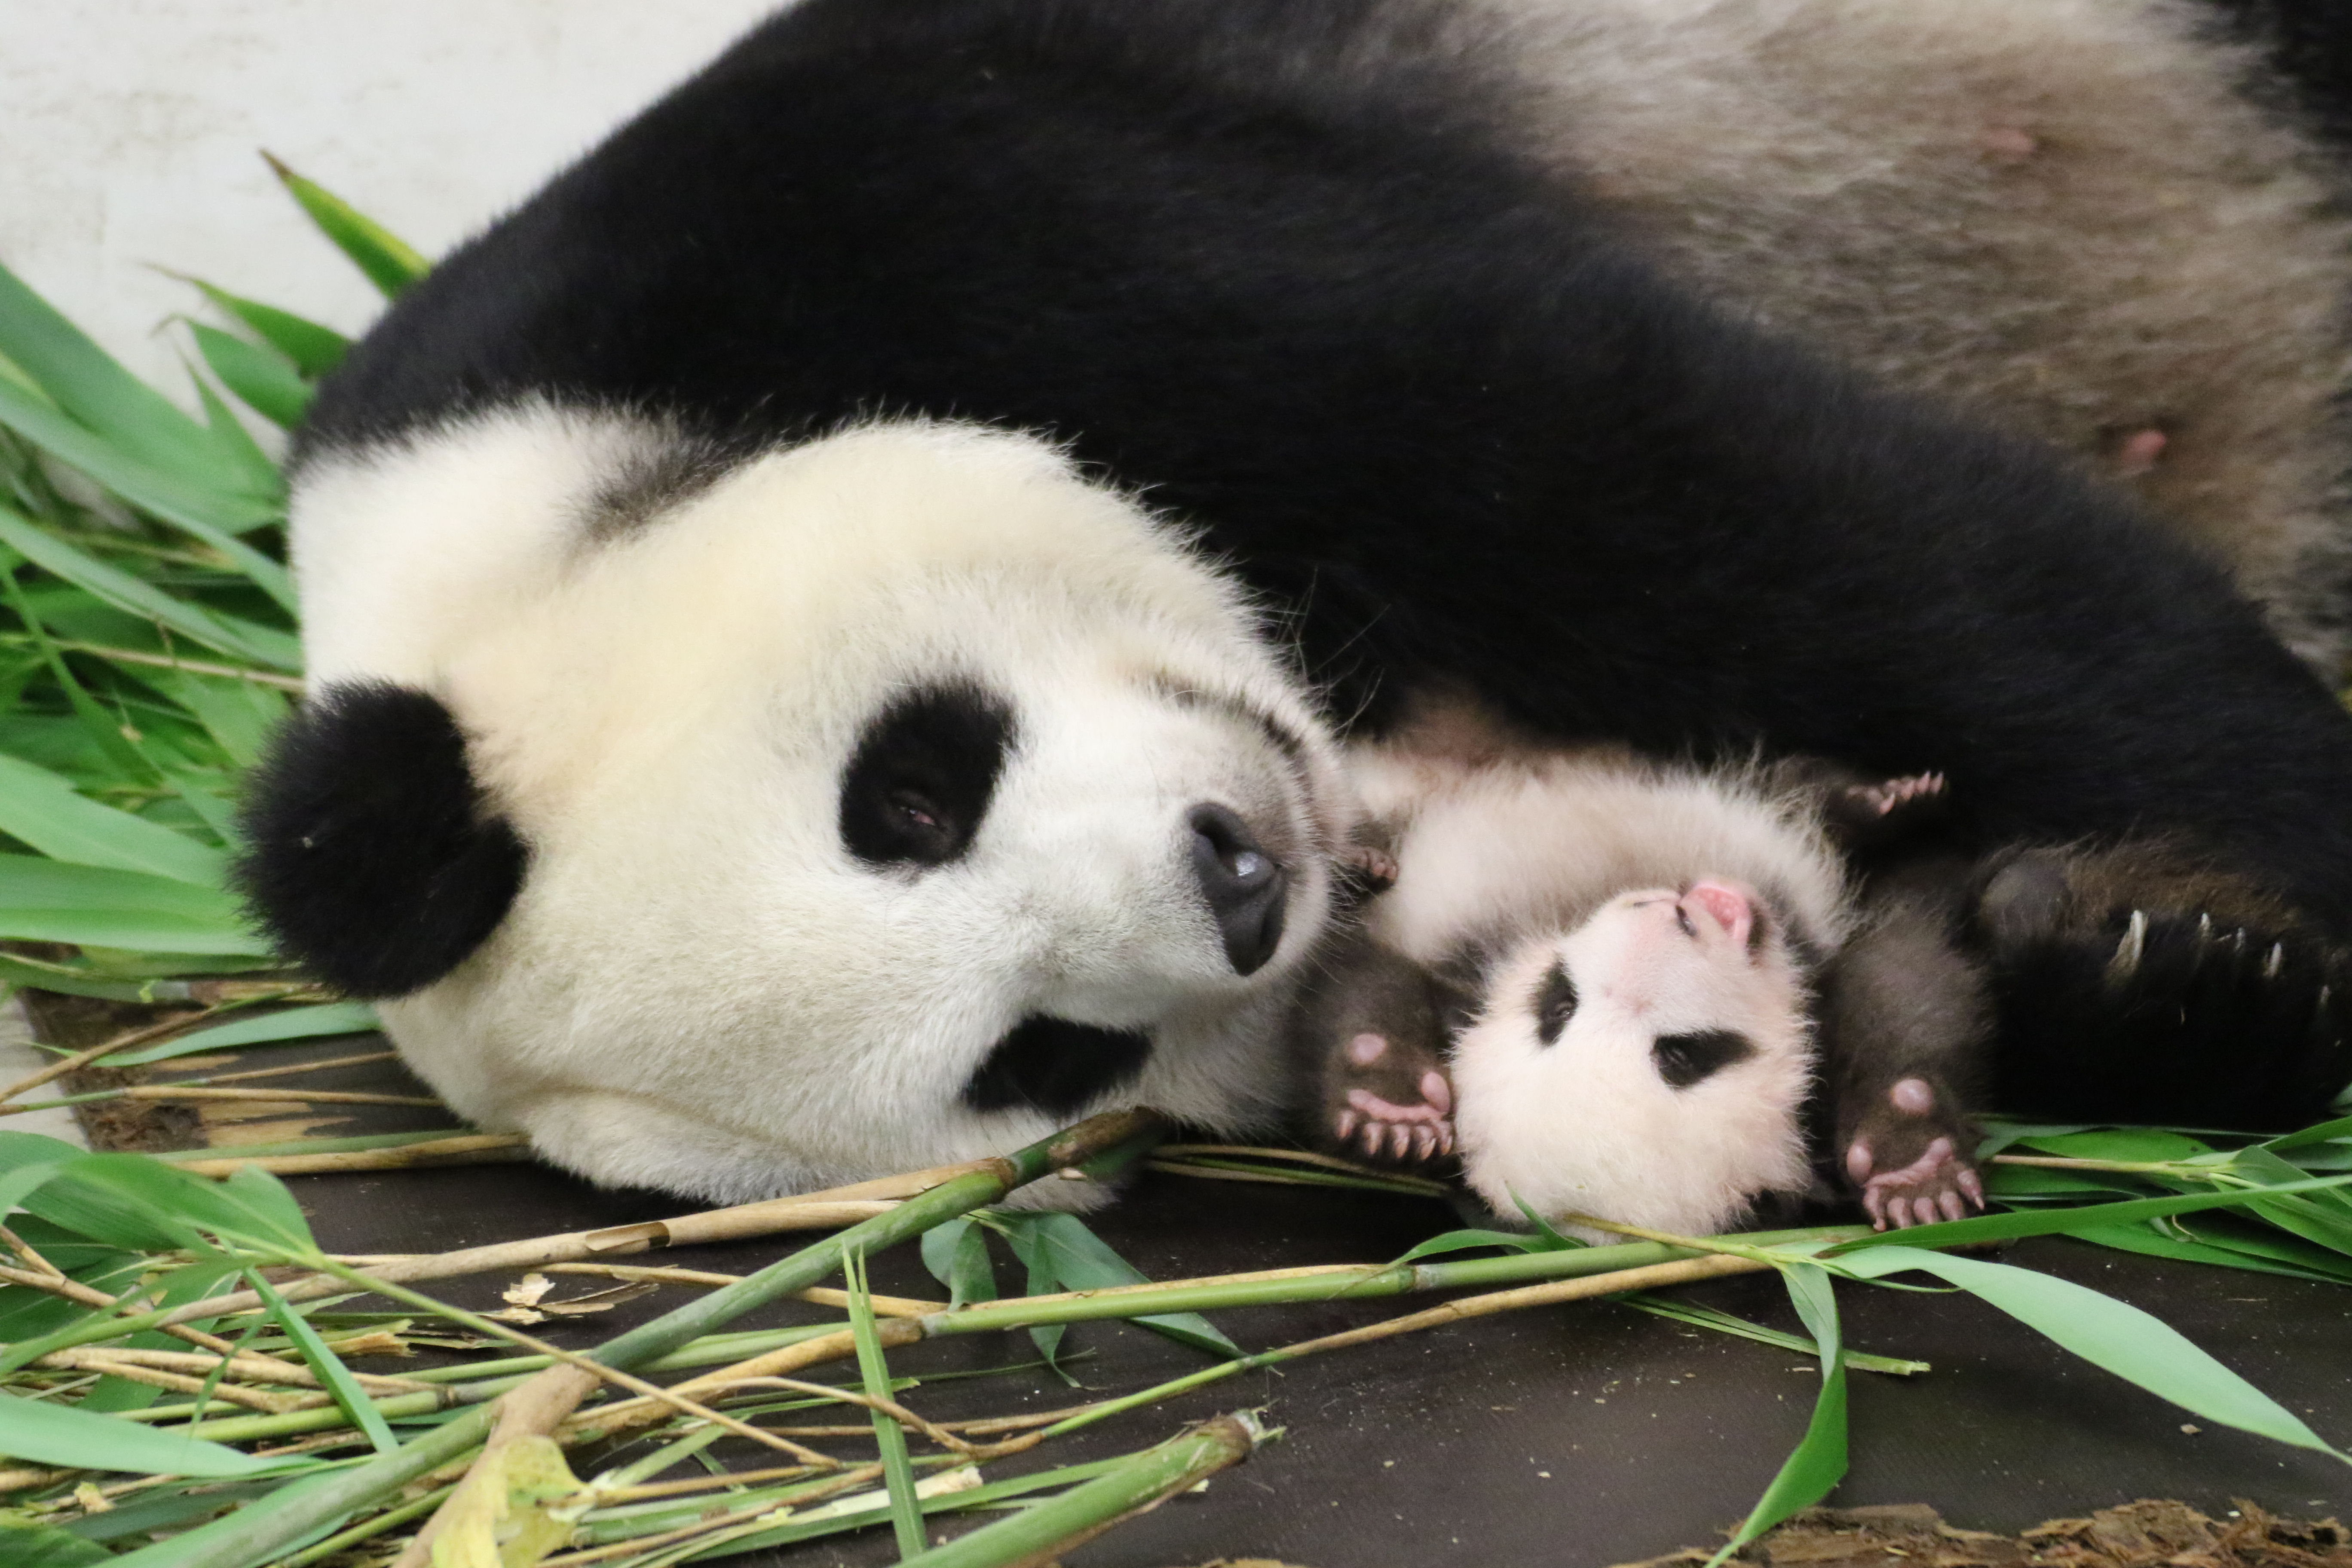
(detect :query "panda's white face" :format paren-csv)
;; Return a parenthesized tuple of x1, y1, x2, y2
(288, 411, 1347, 1200)
(1452, 879, 1817, 1239)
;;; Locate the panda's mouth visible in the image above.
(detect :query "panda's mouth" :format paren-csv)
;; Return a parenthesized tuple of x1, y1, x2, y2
(962, 1015, 1154, 1117)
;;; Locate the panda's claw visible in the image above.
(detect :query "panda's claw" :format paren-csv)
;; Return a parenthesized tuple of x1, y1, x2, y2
(1335, 1110, 1357, 1142)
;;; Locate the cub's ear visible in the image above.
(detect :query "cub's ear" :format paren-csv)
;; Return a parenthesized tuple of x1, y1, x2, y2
(238, 682, 527, 998)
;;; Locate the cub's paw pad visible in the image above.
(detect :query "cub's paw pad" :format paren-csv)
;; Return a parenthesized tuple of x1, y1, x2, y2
(1330, 1032, 1453, 1163)
(1844, 1076, 1983, 1231)
(1845, 772, 1946, 818)
(1336, 844, 1399, 895)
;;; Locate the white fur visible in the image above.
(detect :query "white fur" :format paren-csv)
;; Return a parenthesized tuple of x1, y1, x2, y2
(1452, 891, 1817, 1240)
(1348, 735, 1841, 1236)
(293, 409, 1350, 1201)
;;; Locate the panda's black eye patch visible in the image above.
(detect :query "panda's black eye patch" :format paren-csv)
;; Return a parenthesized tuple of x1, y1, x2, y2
(840, 683, 1016, 868)
(1653, 1029, 1755, 1089)
(1533, 959, 1578, 1046)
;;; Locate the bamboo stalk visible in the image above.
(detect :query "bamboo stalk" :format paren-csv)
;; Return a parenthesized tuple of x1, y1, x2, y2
(0, 1010, 207, 1103)
(892, 1412, 1266, 1568)
(168, 1050, 400, 1084)
(51, 639, 306, 692)
(536, 1261, 950, 1317)
(171, 1135, 534, 1176)
(33, 1345, 438, 1395)
(112, 1111, 1167, 1568)
(1, 1084, 444, 1115)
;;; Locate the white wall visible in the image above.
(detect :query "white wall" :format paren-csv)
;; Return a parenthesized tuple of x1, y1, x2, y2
(0, 0, 778, 397)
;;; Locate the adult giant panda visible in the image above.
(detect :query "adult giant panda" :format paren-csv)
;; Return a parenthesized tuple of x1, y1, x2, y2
(244, 0, 2352, 1203)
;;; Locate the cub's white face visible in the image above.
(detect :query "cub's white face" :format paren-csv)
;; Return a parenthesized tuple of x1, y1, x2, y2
(1452, 879, 1816, 1239)
(290, 412, 1348, 1201)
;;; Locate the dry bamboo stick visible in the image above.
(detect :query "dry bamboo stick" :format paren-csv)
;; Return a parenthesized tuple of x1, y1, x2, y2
(70, 1085, 441, 1108)
(34, 1345, 439, 1396)
(535, 1262, 947, 1318)
(35, 1354, 311, 1412)
(152, 1166, 981, 1327)
(0, 1011, 206, 1103)
(172, 1134, 533, 1177)
(165, 1051, 400, 1085)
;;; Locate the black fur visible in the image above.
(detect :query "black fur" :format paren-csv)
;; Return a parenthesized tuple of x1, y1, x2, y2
(839, 683, 1017, 869)
(237, 683, 527, 998)
(965, 1016, 1154, 1115)
(293, 0, 2352, 1115)
(1652, 1029, 1756, 1090)
(1532, 960, 1578, 1047)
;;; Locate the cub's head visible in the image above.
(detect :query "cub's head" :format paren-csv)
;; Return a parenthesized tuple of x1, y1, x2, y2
(245, 412, 1347, 1200)
(1451, 878, 1818, 1239)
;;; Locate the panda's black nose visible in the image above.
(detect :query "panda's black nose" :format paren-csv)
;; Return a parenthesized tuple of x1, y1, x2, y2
(1189, 804, 1287, 975)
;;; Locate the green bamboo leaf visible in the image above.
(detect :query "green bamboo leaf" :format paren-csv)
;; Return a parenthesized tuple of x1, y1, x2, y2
(1829, 1171, 2352, 1253)
(2060, 1221, 2351, 1286)
(993, 1211, 1241, 1359)
(2015, 1129, 2214, 1162)
(845, 1249, 928, 1559)
(247, 1268, 397, 1454)
(0, 260, 222, 482)
(1391, 1228, 1559, 1263)
(0, 909, 272, 956)
(919, 1216, 998, 1309)
(1709, 1262, 1848, 1566)
(188, 357, 282, 499)
(265, 155, 429, 299)
(0, 1521, 112, 1566)
(181, 278, 349, 378)
(1838, 1247, 2349, 1461)
(15, 1153, 315, 1268)
(0, 504, 300, 670)
(0, 852, 243, 923)
(2177, 1212, 2352, 1281)
(97, 1000, 378, 1066)
(134, 665, 290, 770)
(0, 755, 229, 885)
(0, 1386, 274, 1476)
(188, 323, 312, 429)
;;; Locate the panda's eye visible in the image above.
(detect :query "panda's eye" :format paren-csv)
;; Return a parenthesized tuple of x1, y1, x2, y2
(1532, 959, 1577, 1046)
(1653, 1029, 1755, 1089)
(841, 684, 1017, 869)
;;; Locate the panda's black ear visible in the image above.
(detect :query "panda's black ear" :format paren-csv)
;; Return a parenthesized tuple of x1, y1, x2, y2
(237, 682, 527, 999)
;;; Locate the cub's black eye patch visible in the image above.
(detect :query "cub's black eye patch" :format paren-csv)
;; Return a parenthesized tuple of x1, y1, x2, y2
(965, 1016, 1154, 1116)
(840, 683, 1016, 868)
(1653, 1029, 1756, 1089)
(1533, 960, 1578, 1046)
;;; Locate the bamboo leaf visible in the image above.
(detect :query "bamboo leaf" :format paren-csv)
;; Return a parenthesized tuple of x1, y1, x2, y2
(188, 323, 312, 429)
(2015, 1129, 2214, 1162)
(182, 278, 349, 378)
(0, 503, 300, 670)
(265, 155, 429, 298)
(2063, 1220, 2352, 1286)
(0, 1385, 275, 1476)
(0, 756, 229, 885)
(992, 1211, 1241, 1359)
(0, 260, 222, 482)
(1392, 1228, 1563, 1263)
(429, 1434, 581, 1568)
(1828, 1171, 2352, 1253)
(247, 1268, 398, 1455)
(1838, 1247, 2349, 1461)
(846, 1248, 928, 1560)
(98, 1000, 378, 1066)
(919, 1216, 998, 1310)
(0, 1522, 112, 1566)
(188, 357, 283, 499)
(1708, 1263, 1849, 1566)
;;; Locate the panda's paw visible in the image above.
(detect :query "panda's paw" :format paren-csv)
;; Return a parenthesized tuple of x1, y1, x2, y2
(1845, 771, 1947, 820)
(1844, 1076, 1983, 1231)
(1335, 842, 1399, 896)
(1329, 1029, 1454, 1164)
(1975, 846, 2352, 1125)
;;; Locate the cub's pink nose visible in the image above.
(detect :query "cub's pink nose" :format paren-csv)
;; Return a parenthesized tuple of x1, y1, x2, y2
(1684, 879, 1753, 947)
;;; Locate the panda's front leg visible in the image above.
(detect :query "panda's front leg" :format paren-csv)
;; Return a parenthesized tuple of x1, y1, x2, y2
(1292, 928, 1458, 1164)
(1818, 878, 1993, 1229)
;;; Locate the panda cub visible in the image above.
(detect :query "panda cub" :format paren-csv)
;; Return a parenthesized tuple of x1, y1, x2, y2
(1298, 709, 1989, 1237)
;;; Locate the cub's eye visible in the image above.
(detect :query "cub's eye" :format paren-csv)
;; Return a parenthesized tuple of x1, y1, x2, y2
(1533, 959, 1578, 1046)
(840, 684, 1017, 869)
(1653, 1029, 1755, 1089)
(890, 792, 943, 832)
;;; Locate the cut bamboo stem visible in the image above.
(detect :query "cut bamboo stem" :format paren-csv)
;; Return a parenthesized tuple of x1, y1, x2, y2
(117, 1110, 1167, 1568)
(892, 1411, 1266, 1568)
(0, 1010, 208, 1103)
(171, 1135, 534, 1176)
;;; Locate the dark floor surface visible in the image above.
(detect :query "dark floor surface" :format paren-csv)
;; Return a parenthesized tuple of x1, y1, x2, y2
(290, 1145, 2351, 1568)
(22, 1004, 2352, 1567)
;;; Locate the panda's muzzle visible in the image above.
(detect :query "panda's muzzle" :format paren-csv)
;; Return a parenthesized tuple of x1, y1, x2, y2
(1189, 803, 1287, 975)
